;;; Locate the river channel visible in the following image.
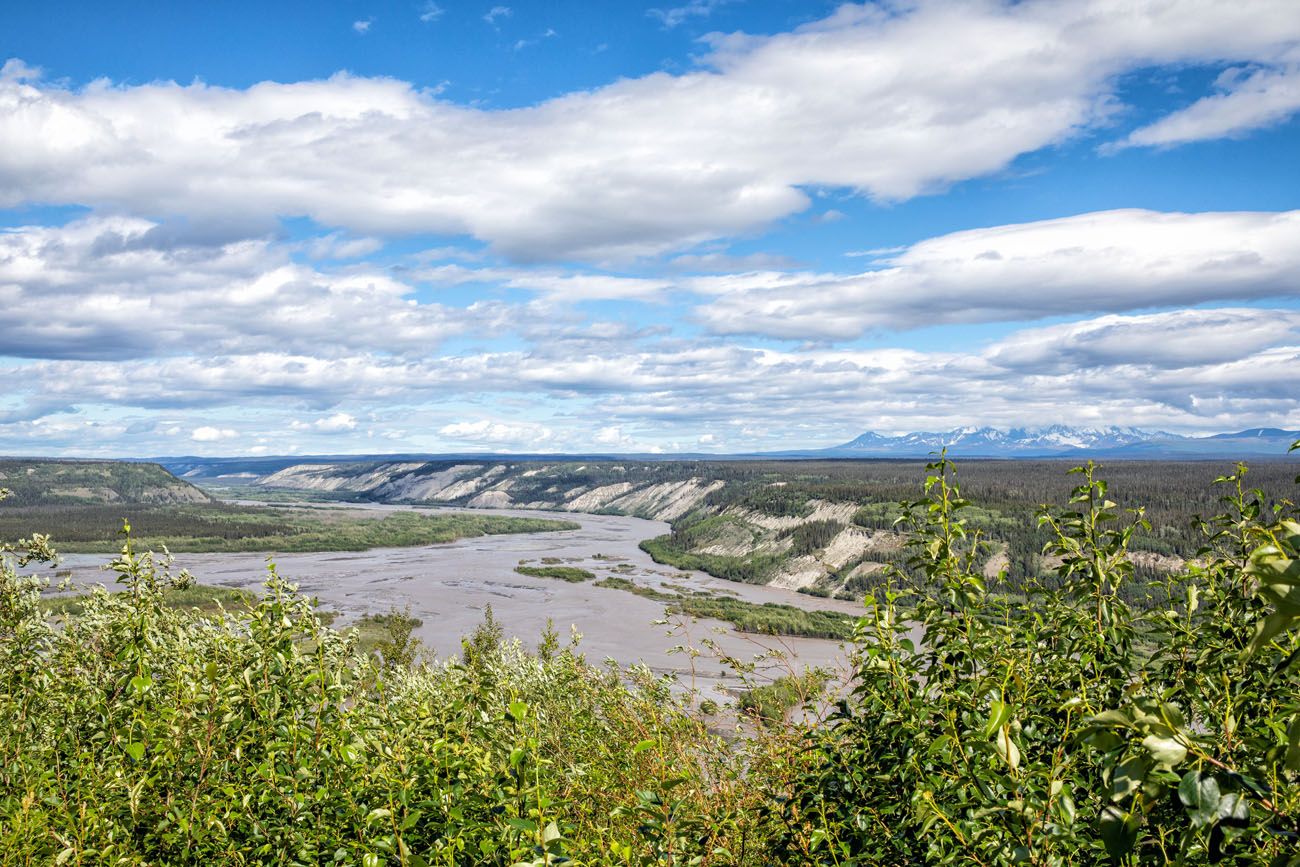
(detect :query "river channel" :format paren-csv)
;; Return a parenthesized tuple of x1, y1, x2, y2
(47, 503, 864, 702)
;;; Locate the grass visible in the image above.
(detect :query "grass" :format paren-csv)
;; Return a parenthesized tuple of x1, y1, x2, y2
(42, 583, 253, 618)
(640, 536, 780, 584)
(739, 671, 828, 723)
(592, 575, 660, 597)
(592, 575, 858, 640)
(668, 597, 857, 640)
(0, 505, 579, 554)
(514, 565, 596, 582)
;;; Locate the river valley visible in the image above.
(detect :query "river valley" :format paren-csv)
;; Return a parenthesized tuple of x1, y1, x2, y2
(46, 502, 863, 703)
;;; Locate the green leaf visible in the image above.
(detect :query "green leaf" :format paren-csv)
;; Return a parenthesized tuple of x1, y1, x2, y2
(507, 700, 529, 722)
(1111, 755, 1149, 801)
(1178, 771, 1221, 828)
(984, 699, 1013, 739)
(123, 742, 146, 762)
(993, 728, 1020, 771)
(1245, 611, 1299, 657)
(1141, 735, 1187, 767)
(129, 674, 152, 694)
(542, 821, 561, 843)
(1216, 792, 1249, 825)
(632, 738, 656, 755)
(1286, 715, 1300, 772)
(1089, 709, 1134, 729)
(1099, 806, 1138, 860)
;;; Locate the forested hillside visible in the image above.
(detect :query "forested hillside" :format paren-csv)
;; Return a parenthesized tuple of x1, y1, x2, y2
(0, 460, 211, 506)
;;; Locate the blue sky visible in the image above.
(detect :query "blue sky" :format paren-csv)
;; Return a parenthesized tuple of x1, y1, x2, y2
(2, 0, 1299, 456)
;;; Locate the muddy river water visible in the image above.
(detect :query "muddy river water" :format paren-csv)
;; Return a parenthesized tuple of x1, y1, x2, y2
(47, 503, 864, 701)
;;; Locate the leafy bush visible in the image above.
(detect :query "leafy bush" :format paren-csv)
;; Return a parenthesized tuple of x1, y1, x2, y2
(779, 453, 1300, 865)
(739, 671, 828, 723)
(0, 525, 768, 865)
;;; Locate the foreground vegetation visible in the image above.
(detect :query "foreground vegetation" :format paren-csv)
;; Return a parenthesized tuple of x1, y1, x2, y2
(0, 504, 577, 553)
(3, 448, 1300, 865)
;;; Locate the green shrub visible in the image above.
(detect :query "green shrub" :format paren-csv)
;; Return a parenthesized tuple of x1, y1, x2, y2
(778, 454, 1300, 865)
(0, 525, 766, 865)
(514, 565, 596, 582)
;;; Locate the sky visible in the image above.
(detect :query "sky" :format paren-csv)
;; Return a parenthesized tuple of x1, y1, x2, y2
(2, 0, 1300, 457)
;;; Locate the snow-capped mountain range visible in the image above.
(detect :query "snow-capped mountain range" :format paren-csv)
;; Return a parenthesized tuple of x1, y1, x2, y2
(816, 426, 1300, 459)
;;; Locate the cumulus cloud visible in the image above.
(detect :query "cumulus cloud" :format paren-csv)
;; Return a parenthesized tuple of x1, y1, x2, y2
(4, 2, 1300, 260)
(192, 425, 237, 441)
(438, 418, 553, 447)
(1120, 61, 1300, 148)
(696, 209, 1300, 338)
(0, 216, 497, 359)
(594, 425, 632, 445)
(985, 308, 1300, 371)
(291, 412, 358, 433)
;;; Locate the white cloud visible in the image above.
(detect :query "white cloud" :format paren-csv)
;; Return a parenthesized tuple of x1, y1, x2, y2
(419, 2, 444, 23)
(419, 263, 673, 301)
(4, 2, 1300, 260)
(1121, 61, 1300, 148)
(985, 308, 1300, 371)
(192, 425, 237, 441)
(696, 209, 1300, 338)
(594, 425, 630, 445)
(647, 0, 730, 30)
(304, 233, 383, 260)
(290, 412, 358, 433)
(483, 6, 511, 25)
(0, 216, 496, 359)
(352, 19, 372, 34)
(9, 300, 1299, 443)
(439, 418, 553, 446)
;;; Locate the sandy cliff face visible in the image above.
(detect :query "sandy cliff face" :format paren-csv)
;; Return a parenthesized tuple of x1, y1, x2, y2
(254, 461, 891, 591)
(257, 461, 725, 524)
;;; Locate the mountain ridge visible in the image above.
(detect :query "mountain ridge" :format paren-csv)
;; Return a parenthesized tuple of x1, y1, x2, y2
(817, 425, 1300, 459)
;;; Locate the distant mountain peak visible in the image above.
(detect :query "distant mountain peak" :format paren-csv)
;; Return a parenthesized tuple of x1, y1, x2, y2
(837, 426, 1164, 457)
(825, 425, 1298, 459)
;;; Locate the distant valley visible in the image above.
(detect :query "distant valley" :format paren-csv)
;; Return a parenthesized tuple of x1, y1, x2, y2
(178, 450, 1297, 601)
